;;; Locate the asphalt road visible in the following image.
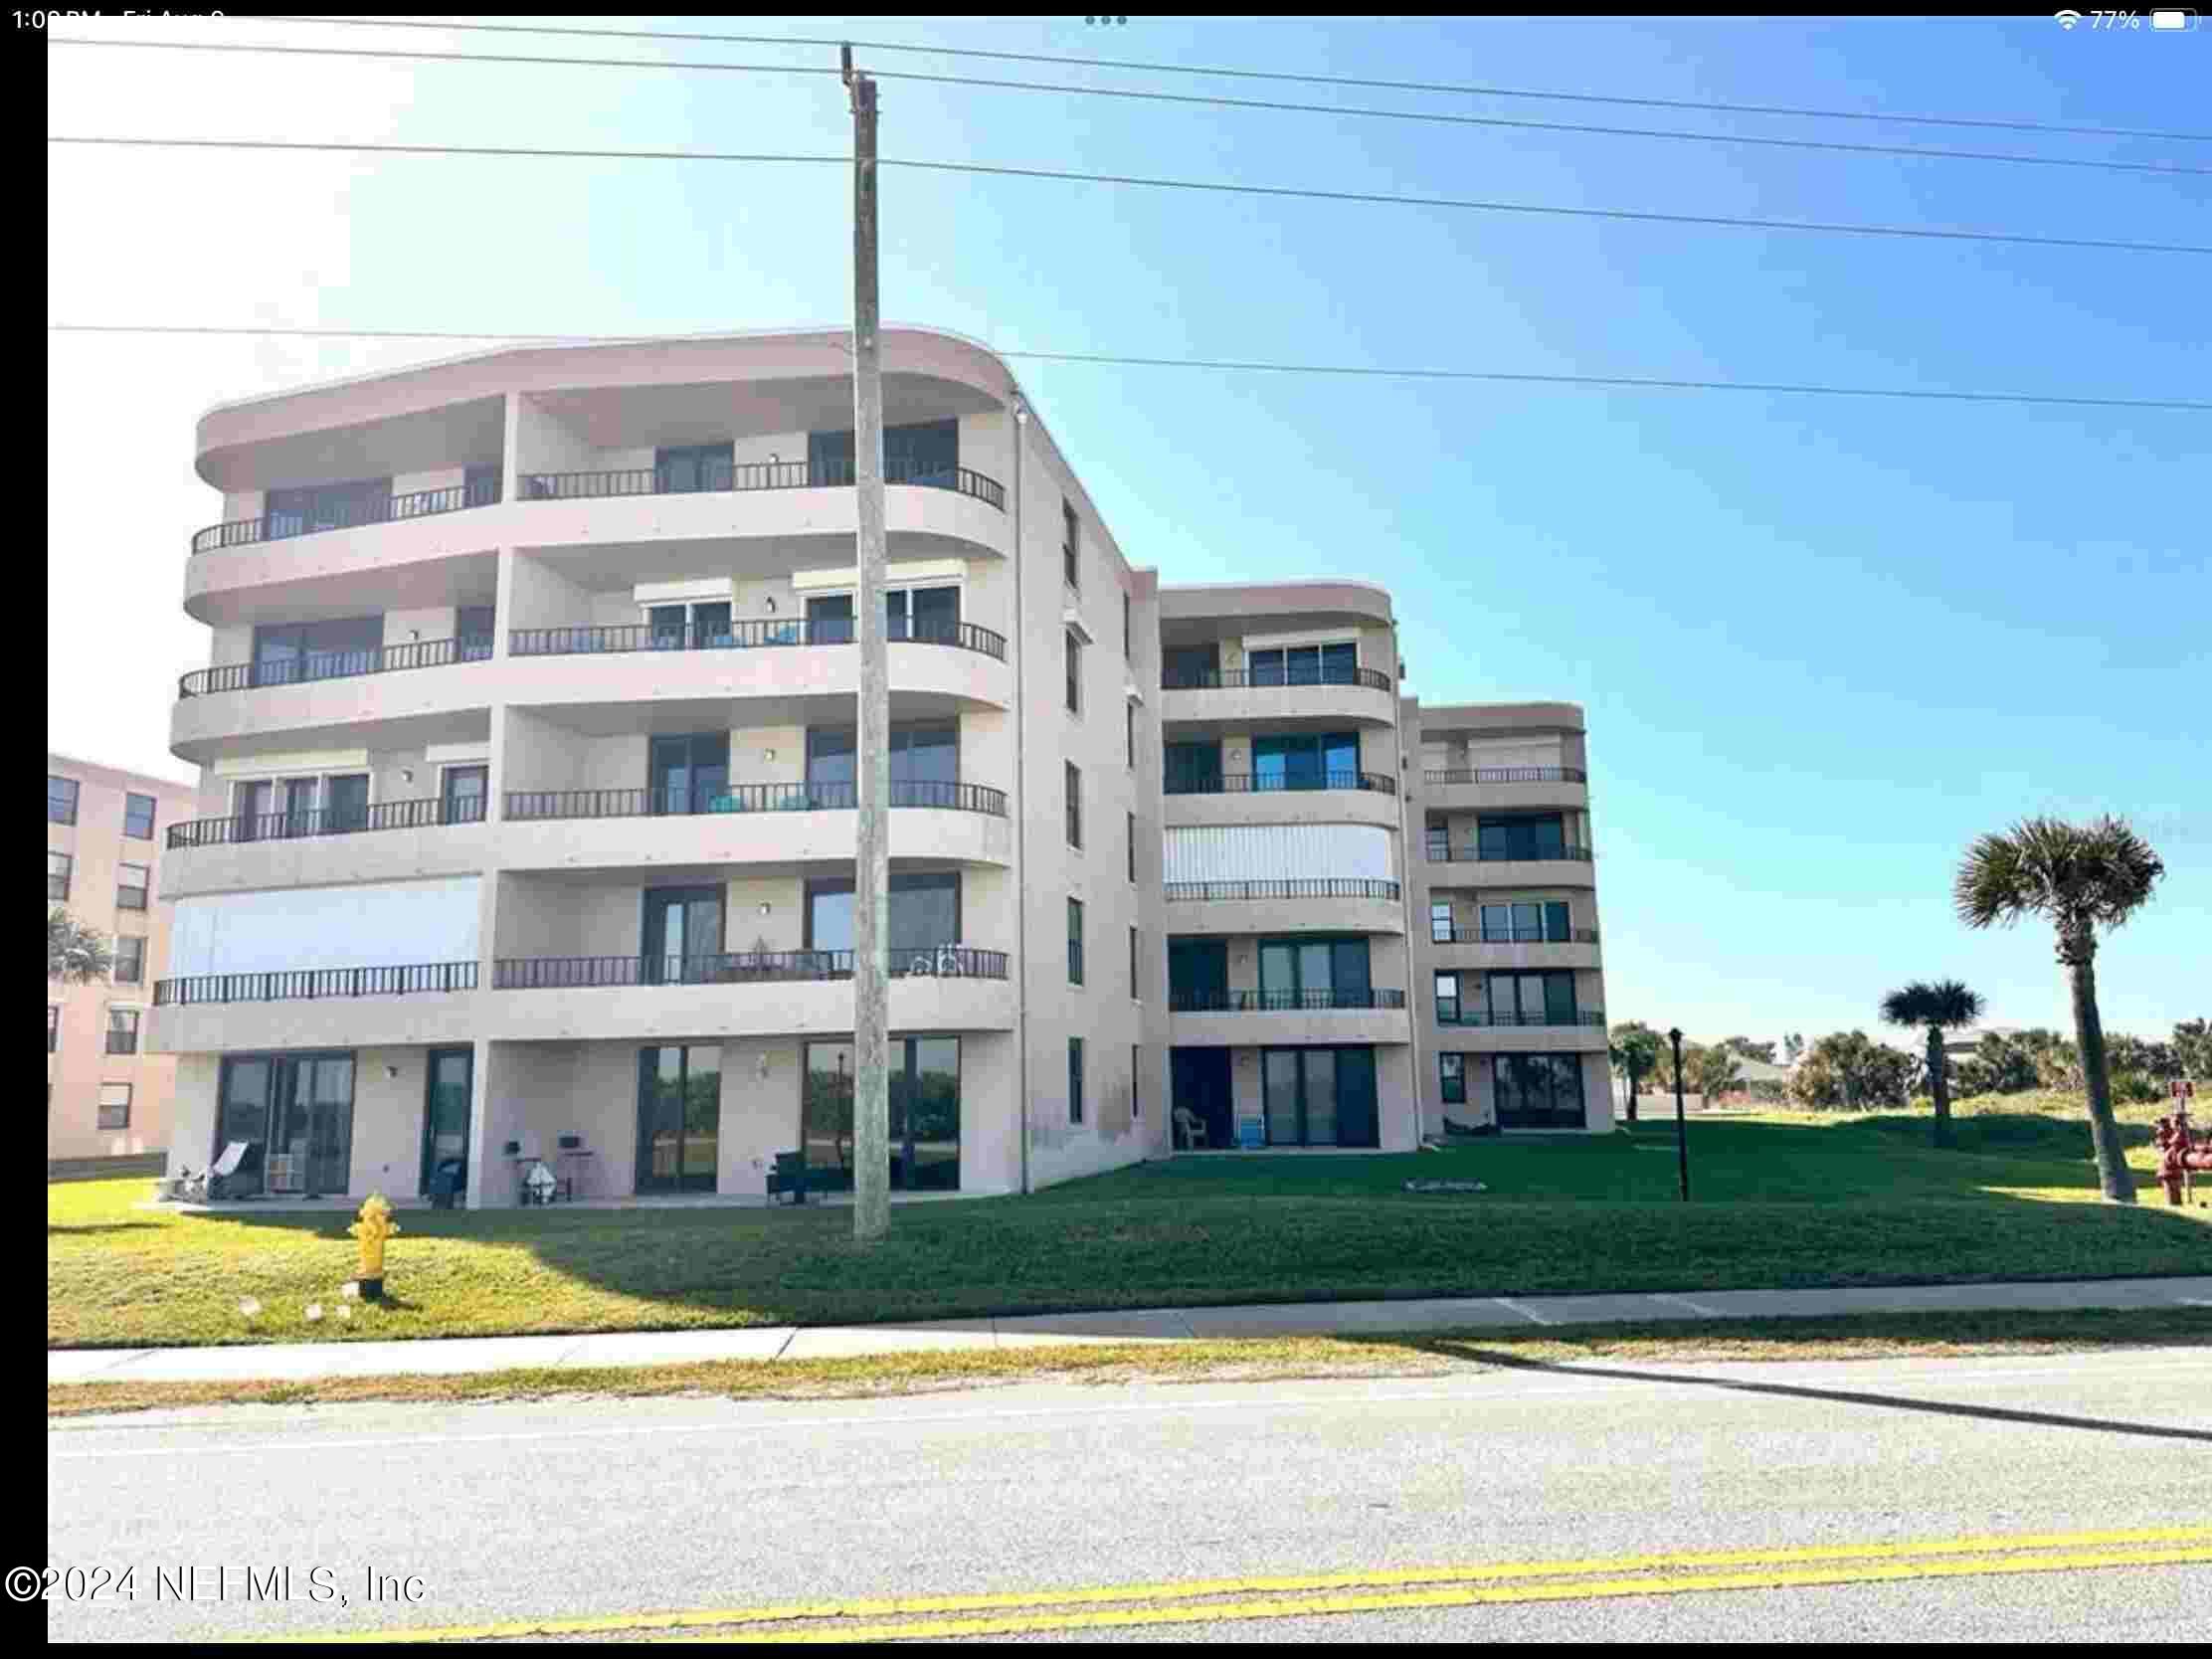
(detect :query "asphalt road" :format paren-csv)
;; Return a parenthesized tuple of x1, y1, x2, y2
(43, 1347, 2212, 1642)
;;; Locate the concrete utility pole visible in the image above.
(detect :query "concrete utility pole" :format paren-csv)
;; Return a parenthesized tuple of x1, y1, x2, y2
(844, 45, 890, 1243)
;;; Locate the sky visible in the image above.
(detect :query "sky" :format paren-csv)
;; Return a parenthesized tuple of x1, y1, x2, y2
(44, 15, 2210, 1050)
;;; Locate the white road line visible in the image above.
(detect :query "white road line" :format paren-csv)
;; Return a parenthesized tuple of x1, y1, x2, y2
(1651, 1293, 1728, 1318)
(1494, 1298, 1555, 1326)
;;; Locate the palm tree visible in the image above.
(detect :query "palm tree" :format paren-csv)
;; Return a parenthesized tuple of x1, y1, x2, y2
(1879, 980, 1983, 1149)
(48, 907, 111, 985)
(1954, 816, 2165, 1202)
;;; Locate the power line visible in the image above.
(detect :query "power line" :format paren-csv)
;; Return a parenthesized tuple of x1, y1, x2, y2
(259, 15, 2212, 145)
(45, 325, 2212, 413)
(51, 135, 2212, 258)
(46, 35, 2212, 177)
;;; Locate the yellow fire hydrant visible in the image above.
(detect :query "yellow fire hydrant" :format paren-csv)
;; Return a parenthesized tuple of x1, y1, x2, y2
(348, 1194, 399, 1302)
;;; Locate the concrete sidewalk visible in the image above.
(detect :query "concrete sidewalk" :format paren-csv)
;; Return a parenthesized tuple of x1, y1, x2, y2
(47, 1275, 2212, 1387)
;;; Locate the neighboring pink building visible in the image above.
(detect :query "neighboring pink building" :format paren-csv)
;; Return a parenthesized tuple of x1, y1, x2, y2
(48, 753, 198, 1165)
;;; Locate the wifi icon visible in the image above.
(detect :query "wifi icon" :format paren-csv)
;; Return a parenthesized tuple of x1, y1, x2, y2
(2055, 8, 2083, 24)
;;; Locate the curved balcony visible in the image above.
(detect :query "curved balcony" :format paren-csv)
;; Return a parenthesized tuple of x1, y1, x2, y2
(1159, 665, 1397, 732)
(479, 948, 1015, 1041)
(160, 796, 492, 900)
(511, 462, 1011, 561)
(519, 457, 1005, 512)
(497, 620, 1012, 714)
(1422, 766, 1588, 813)
(497, 781, 1013, 873)
(1163, 770, 1401, 832)
(171, 642, 497, 762)
(145, 961, 481, 1056)
(1162, 878, 1404, 938)
(1168, 987, 1411, 1047)
(1424, 844, 1597, 890)
(178, 635, 492, 699)
(189, 478, 501, 557)
(510, 617, 1007, 661)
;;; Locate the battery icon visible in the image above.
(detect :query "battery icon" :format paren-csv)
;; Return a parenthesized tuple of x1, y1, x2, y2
(2149, 8, 2196, 27)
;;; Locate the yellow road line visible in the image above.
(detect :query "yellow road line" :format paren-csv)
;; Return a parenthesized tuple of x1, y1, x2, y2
(676, 1547, 2212, 1643)
(297, 1526, 2212, 1643)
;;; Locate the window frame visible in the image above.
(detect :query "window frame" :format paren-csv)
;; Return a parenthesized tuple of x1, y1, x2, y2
(112, 934, 146, 985)
(1439, 1052, 1467, 1106)
(97, 1081, 132, 1130)
(1062, 500, 1080, 591)
(1129, 925, 1140, 1001)
(1435, 971, 1462, 1024)
(1065, 761, 1083, 849)
(122, 792, 157, 840)
(48, 1005, 60, 1053)
(116, 862, 151, 911)
(48, 849, 73, 902)
(1067, 896, 1085, 986)
(105, 1008, 142, 1055)
(48, 775, 81, 826)
(1430, 900, 1454, 944)
(1065, 629, 1083, 714)
(1068, 1035, 1085, 1125)
(1127, 811, 1137, 883)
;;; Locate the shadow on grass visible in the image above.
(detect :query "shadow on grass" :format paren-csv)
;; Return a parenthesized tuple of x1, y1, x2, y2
(49, 1221, 165, 1238)
(1395, 1336, 2212, 1445)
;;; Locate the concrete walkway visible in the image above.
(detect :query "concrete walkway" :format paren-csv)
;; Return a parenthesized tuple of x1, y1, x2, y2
(46, 1275, 2212, 1387)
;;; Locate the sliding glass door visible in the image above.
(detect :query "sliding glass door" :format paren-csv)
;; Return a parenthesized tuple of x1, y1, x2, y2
(647, 733, 730, 815)
(643, 886, 724, 984)
(1493, 1053, 1587, 1130)
(636, 1044, 721, 1192)
(215, 1051, 356, 1195)
(802, 1037, 963, 1191)
(1260, 1046, 1379, 1147)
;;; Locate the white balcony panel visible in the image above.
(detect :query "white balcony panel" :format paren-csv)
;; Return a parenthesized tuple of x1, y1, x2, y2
(170, 876, 481, 976)
(1164, 823, 1394, 885)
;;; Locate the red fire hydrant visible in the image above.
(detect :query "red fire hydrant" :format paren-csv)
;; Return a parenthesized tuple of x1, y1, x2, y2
(2151, 1107, 2212, 1206)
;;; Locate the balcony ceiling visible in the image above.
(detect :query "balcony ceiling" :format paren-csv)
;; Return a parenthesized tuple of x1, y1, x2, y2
(197, 397, 506, 493)
(191, 552, 501, 631)
(529, 372, 999, 450)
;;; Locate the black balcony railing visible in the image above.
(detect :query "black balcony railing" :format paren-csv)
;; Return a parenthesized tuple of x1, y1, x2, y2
(1437, 1010, 1607, 1028)
(518, 457, 1007, 512)
(1424, 844, 1595, 864)
(178, 635, 494, 699)
(1165, 771, 1397, 797)
(1431, 925, 1601, 946)
(492, 947, 1009, 990)
(1424, 767, 1588, 787)
(152, 961, 478, 1006)
(504, 780, 1008, 821)
(506, 617, 1008, 660)
(166, 795, 485, 849)
(1163, 878, 1401, 902)
(190, 476, 502, 555)
(1170, 989, 1409, 1014)
(1161, 665, 1394, 693)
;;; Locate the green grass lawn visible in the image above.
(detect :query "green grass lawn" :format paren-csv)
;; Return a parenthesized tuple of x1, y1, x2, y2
(48, 1099, 2211, 1351)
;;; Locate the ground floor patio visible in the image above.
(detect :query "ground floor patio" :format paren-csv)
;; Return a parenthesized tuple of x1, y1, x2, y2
(163, 1032, 1039, 1209)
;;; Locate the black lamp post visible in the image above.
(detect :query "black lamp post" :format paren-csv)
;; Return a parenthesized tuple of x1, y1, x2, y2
(1668, 1026, 1690, 1201)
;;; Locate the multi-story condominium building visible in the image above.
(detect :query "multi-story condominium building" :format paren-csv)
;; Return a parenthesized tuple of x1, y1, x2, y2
(152, 326, 1611, 1206)
(48, 753, 197, 1162)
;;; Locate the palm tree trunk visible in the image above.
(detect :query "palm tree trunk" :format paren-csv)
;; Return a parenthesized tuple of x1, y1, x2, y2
(2067, 952, 2137, 1203)
(1927, 1026, 1953, 1148)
